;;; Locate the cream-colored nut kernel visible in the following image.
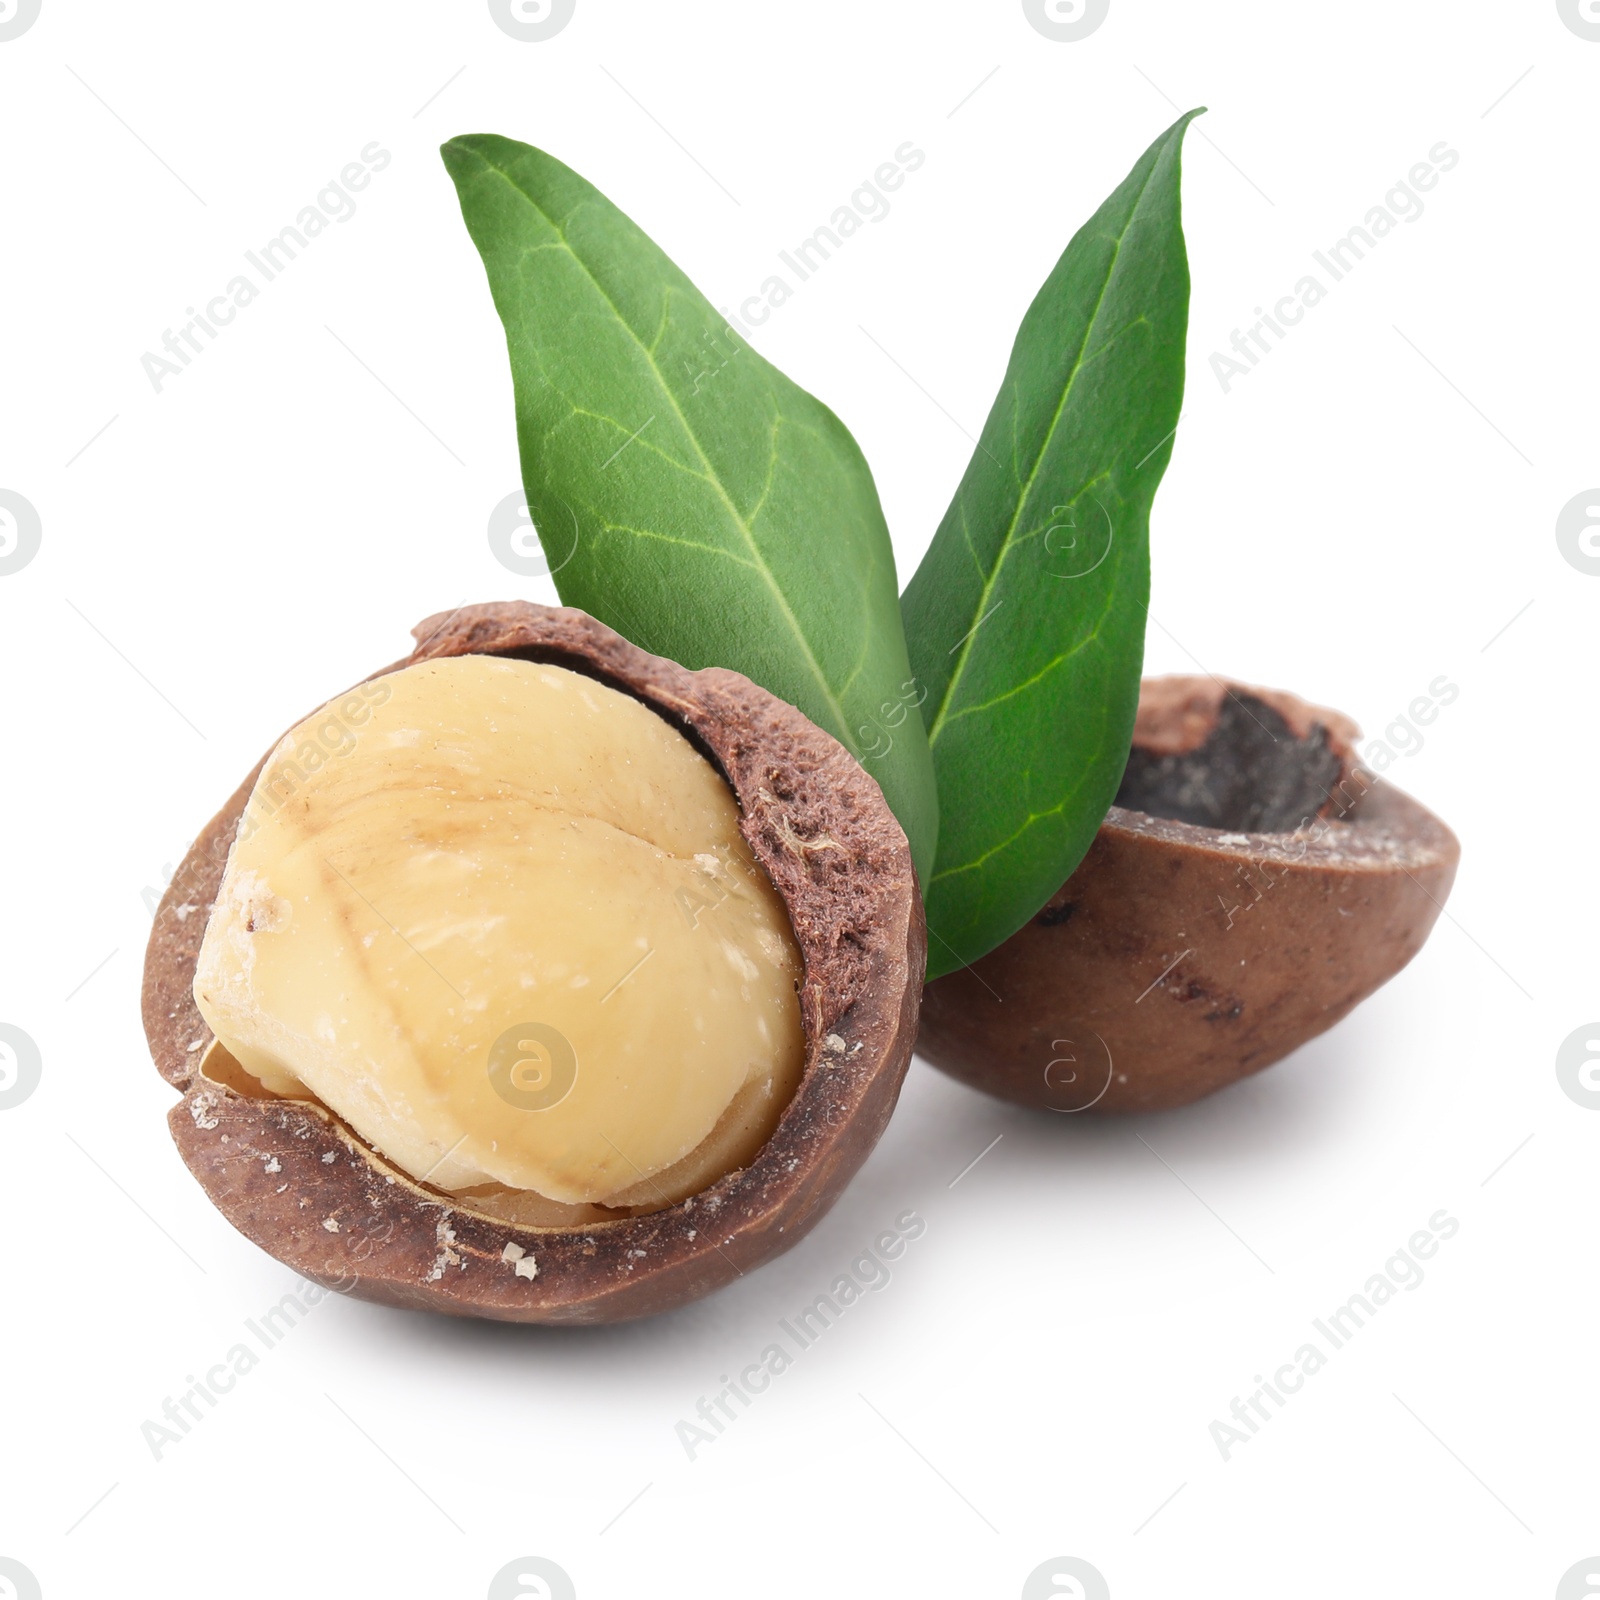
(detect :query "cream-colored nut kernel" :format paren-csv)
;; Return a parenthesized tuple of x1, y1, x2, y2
(193, 655, 806, 1216)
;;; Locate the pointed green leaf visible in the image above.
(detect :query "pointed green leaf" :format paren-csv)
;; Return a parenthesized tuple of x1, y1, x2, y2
(902, 110, 1200, 977)
(442, 134, 937, 884)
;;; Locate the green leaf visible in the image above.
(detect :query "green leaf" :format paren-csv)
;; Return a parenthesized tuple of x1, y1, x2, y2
(441, 135, 937, 885)
(901, 110, 1200, 978)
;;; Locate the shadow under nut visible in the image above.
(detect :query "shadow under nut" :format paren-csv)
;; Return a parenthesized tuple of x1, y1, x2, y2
(142, 602, 925, 1323)
(916, 676, 1460, 1114)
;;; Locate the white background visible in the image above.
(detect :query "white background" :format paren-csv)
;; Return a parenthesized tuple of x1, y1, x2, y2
(1, 2, 1595, 1596)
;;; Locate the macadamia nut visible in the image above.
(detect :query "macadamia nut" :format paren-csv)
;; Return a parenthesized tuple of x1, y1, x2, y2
(194, 655, 805, 1213)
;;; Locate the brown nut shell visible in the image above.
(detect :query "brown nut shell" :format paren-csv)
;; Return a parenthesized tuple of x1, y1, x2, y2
(916, 675, 1459, 1113)
(142, 602, 925, 1323)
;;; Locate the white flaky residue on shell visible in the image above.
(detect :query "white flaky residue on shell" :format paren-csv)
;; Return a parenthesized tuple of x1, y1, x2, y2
(426, 1215, 464, 1282)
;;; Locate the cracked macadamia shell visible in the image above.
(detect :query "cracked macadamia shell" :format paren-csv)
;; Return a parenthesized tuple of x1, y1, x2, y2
(143, 603, 925, 1323)
(916, 676, 1460, 1113)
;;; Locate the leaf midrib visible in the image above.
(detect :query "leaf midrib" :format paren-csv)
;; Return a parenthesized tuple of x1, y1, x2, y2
(924, 153, 1167, 750)
(465, 147, 856, 751)
(927, 575, 1123, 883)
(927, 729, 1105, 887)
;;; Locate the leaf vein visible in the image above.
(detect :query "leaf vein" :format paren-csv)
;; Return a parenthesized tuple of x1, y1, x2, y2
(925, 155, 1167, 748)
(468, 150, 856, 751)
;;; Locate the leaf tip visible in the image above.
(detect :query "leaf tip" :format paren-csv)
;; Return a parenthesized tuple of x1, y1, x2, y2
(439, 131, 534, 181)
(439, 133, 483, 181)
